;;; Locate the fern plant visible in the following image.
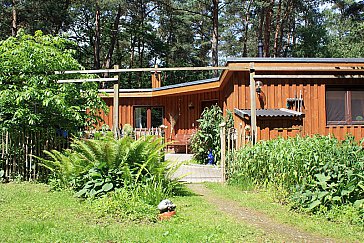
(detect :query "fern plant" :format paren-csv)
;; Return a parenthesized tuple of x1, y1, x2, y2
(38, 134, 177, 199)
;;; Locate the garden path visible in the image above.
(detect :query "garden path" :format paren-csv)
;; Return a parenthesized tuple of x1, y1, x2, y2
(187, 183, 336, 243)
(166, 153, 222, 183)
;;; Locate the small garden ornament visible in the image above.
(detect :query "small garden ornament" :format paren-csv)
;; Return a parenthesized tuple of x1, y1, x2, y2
(158, 199, 176, 220)
(207, 148, 214, 165)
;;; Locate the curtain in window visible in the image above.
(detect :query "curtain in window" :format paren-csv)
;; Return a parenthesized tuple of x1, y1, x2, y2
(351, 91, 364, 123)
(326, 90, 346, 124)
(134, 107, 147, 128)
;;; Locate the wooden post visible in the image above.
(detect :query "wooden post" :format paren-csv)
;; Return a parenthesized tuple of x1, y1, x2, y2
(250, 63, 257, 144)
(239, 122, 243, 148)
(151, 64, 162, 88)
(5, 131, 9, 179)
(113, 65, 119, 138)
(220, 122, 226, 183)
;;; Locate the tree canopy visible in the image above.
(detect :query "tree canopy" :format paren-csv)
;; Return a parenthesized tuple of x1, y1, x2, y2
(0, 30, 107, 132)
(0, 0, 363, 88)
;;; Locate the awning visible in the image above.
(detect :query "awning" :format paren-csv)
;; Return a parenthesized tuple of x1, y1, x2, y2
(234, 108, 303, 118)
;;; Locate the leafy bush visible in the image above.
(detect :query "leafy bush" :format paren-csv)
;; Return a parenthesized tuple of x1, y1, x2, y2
(228, 135, 364, 214)
(38, 134, 180, 199)
(0, 30, 107, 133)
(122, 124, 134, 137)
(190, 105, 233, 164)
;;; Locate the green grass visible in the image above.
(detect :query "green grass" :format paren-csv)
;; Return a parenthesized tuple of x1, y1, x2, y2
(0, 183, 265, 242)
(206, 183, 364, 242)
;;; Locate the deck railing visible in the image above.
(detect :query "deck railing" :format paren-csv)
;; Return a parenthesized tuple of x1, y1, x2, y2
(132, 127, 164, 140)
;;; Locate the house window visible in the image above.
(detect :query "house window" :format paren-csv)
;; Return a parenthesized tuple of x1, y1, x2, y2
(201, 100, 219, 114)
(134, 107, 164, 128)
(326, 88, 364, 125)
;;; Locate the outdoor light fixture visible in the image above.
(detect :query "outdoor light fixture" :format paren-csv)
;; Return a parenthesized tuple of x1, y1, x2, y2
(188, 101, 194, 109)
(255, 81, 263, 94)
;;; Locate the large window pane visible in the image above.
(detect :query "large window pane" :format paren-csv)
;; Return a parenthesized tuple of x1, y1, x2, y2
(151, 107, 163, 128)
(351, 91, 364, 123)
(134, 107, 147, 128)
(326, 90, 346, 124)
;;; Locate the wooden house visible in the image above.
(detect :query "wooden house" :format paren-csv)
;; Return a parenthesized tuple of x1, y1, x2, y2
(99, 58, 364, 146)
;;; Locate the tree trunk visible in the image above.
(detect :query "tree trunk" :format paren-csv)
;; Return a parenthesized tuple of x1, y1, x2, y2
(212, 0, 219, 69)
(279, 0, 293, 57)
(103, 4, 122, 69)
(273, 0, 282, 57)
(94, 0, 101, 69)
(258, 4, 264, 53)
(12, 0, 17, 37)
(263, 0, 274, 57)
(242, 0, 253, 57)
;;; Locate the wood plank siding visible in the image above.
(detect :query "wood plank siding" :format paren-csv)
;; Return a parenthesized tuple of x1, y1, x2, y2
(98, 59, 364, 142)
(223, 60, 364, 141)
(100, 90, 221, 140)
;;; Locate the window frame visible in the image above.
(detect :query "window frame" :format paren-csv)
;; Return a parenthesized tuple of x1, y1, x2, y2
(326, 87, 364, 126)
(133, 106, 164, 129)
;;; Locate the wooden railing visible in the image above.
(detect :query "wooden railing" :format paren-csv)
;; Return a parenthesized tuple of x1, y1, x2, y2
(132, 127, 164, 140)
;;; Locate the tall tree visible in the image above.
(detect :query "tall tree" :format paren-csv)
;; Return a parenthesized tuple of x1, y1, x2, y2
(103, 3, 123, 69)
(94, 0, 101, 69)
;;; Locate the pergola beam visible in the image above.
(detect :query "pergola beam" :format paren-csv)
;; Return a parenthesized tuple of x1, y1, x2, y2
(57, 77, 118, 83)
(55, 66, 230, 75)
(253, 75, 364, 79)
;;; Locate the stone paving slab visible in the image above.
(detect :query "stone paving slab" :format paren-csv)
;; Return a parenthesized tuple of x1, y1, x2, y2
(165, 153, 194, 163)
(165, 153, 222, 183)
(172, 164, 222, 183)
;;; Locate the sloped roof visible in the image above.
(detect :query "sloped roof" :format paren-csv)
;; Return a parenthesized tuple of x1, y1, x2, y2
(226, 57, 364, 64)
(234, 108, 303, 118)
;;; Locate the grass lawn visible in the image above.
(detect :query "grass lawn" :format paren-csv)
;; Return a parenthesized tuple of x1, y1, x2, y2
(206, 183, 364, 242)
(0, 183, 265, 242)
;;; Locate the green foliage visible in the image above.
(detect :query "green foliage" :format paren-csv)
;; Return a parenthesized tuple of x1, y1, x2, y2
(190, 105, 233, 164)
(38, 134, 180, 199)
(0, 183, 264, 242)
(89, 187, 157, 223)
(206, 183, 364, 240)
(0, 30, 107, 132)
(122, 123, 134, 137)
(324, 1, 364, 57)
(228, 135, 364, 216)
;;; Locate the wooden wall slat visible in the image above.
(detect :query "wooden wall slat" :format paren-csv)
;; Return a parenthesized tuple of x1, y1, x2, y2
(99, 72, 364, 142)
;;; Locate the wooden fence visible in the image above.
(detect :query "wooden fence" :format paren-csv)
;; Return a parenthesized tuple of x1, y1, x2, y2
(220, 125, 251, 183)
(0, 129, 70, 181)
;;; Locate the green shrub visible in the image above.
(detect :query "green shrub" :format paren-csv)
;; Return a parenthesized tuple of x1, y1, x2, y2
(228, 135, 364, 215)
(89, 187, 157, 223)
(122, 123, 134, 137)
(38, 134, 180, 199)
(190, 105, 233, 164)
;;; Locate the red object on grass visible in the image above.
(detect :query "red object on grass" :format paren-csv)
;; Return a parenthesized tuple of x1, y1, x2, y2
(158, 211, 176, 220)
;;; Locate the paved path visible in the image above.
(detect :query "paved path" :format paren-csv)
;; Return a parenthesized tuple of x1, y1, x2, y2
(165, 153, 222, 183)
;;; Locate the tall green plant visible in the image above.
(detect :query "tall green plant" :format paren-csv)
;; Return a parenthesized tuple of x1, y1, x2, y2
(190, 105, 233, 164)
(228, 135, 364, 213)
